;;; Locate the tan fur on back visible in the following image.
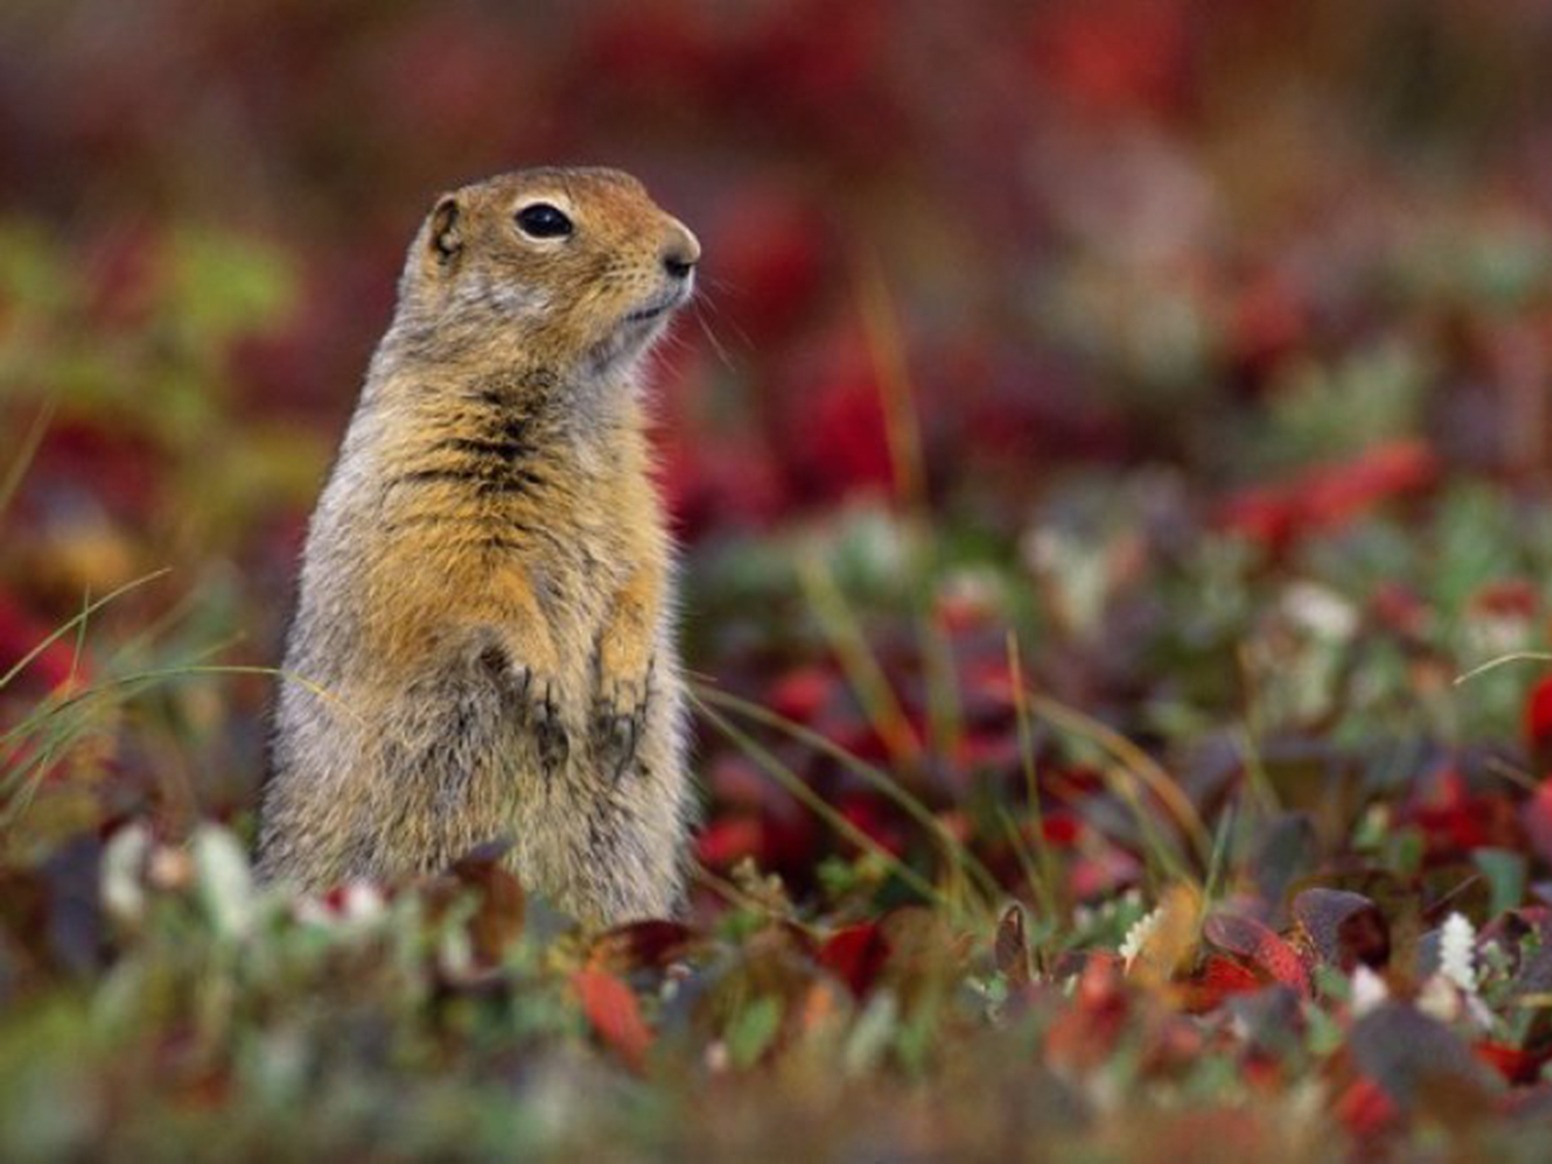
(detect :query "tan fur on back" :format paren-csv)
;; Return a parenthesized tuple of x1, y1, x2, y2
(257, 168, 700, 925)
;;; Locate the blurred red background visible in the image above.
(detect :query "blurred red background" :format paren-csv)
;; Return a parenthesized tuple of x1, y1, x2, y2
(4, 0, 1552, 861)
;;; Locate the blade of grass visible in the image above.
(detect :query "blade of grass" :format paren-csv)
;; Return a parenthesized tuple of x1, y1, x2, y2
(1007, 633, 1060, 920)
(858, 253, 926, 519)
(1453, 652, 1552, 685)
(0, 403, 53, 520)
(857, 256, 964, 766)
(13, 583, 102, 808)
(695, 682, 1003, 905)
(1201, 800, 1236, 907)
(1236, 644, 1281, 816)
(695, 695, 955, 914)
(1, 662, 351, 827)
(2, 663, 354, 753)
(1023, 689, 1207, 886)
(798, 554, 921, 767)
(0, 567, 171, 691)
(996, 805, 1052, 919)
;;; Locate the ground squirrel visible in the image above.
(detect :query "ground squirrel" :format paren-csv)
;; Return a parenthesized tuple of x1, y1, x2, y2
(257, 167, 700, 925)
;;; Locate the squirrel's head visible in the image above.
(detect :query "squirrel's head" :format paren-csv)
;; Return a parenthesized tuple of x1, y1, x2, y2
(397, 167, 699, 379)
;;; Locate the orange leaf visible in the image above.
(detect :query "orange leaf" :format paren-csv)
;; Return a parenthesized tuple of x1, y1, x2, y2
(573, 967, 652, 1072)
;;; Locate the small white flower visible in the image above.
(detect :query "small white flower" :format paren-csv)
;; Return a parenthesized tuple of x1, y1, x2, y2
(101, 823, 151, 924)
(340, 881, 386, 924)
(192, 824, 255, 940)
(1119, 905, 1163, 972)
(1438, 912, 1478, 995)
(296, 881, 389, 931)
(1416, 973, 1461, 1024)
(1349, 965, 1390, 1016)
(1282, 581, 1359, 641)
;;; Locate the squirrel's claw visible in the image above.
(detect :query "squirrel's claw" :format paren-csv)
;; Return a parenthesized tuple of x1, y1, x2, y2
(592, 673, 649, 782)
(514, 668, 569, 778)
(595, 710, 639, 783)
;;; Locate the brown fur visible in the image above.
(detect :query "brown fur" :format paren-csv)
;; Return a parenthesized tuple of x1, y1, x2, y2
(257, 168, 700, 925)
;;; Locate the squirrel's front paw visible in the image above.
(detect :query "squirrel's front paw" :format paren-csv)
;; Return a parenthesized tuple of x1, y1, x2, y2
(592, 668, 650, 783)
(514, 667, 570, 778)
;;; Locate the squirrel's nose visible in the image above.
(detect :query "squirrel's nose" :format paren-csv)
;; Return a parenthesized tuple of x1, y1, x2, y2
(661, 224, 701, 280)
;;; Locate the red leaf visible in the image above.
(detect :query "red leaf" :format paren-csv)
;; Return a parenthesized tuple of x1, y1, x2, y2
(696, 816, 764, 870)
(1046, 955, 1130, 1071)
(818, 922, 891, 998)
(835, 793, 907, 858)
(1475, 1041, 1548, 1086)
(1298, 439, 1439, 530)
(590, 920, 695, 974)
(1522, 778, 1552, 867)
(767, 665, 836, 724)
(572, 968, 652, 1072)
(1203, 912, 1311, 996)
(1334, 1077, 1398, 1139)
(1527, 676, 1552, 753)
(1177, 953, 1263, 1013)
(1217, 440, 1439, 553)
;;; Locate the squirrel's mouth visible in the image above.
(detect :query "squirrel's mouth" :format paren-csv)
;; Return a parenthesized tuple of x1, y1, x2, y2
(589, 283, 695, 374)
(622, 283, 693, 326)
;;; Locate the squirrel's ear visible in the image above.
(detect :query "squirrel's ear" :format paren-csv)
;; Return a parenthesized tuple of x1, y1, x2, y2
(429, 195, 462, 264)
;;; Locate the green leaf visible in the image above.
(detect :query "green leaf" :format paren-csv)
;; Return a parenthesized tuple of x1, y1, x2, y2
(1474, 848, 1527, 918)
(726, 994, 782, 1069)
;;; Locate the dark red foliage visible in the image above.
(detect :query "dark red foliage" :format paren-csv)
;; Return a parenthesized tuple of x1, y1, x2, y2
(1202, 912, 1312, 997)
(1370, 582, 1432, 639)
(817, 922, 891, 998)
(773, 331, 896, 507)
(1476, 1042, 1551, 1086)
(1524, 676, 1552, 756)
(696, 816, 765, 871)
(1176, 954, 1264, 1013)
(1519, 777, 1552, 870)
(1292, 889, 1391, 972)
(1029, 0, 1194, 119)
(1218, 440, 1441, 554)
(835, 793, 907, 858)
(0, 589, 82, 696)
(702, 188, 831, 348)
(766, 665, 839, 725)
(1402, 766, 1521, 859)
(589, 920, 696, 975)
(1045, 955, 1133, 1072)
(1227, 269, 1308, 383)
(1334, 1077, 1399, 1140)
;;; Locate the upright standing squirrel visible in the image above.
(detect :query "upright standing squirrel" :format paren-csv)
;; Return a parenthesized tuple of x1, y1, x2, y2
(258, 167, 700, 925)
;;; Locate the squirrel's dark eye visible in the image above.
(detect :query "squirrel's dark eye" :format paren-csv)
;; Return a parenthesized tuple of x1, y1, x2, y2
(515, 203, 573, 240)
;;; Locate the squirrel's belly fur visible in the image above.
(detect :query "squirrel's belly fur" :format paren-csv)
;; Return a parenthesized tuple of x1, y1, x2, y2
(257, 169, 699, 925)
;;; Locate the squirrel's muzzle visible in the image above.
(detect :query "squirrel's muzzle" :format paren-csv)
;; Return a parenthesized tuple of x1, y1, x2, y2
(660, 222, 701, 282)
